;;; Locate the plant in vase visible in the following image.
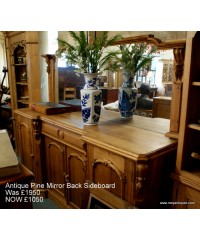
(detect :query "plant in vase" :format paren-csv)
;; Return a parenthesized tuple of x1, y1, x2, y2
(56, 31, 121, 125)
(108, 43, 157, 118)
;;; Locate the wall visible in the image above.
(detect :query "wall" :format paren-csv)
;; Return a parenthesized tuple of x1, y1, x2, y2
(38, 32, 49, 102)
(38, 31, 59, 102)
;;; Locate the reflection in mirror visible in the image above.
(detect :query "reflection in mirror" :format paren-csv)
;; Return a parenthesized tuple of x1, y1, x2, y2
(102, 46, 174, 97)
(56, 31, 186, 125)
(57, 32, 178, 101)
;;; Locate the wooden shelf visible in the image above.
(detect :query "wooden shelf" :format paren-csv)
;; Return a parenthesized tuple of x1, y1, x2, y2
(182, 169, 200, 180)
(191, 81, 200, 86)
(14, 63, 26, 66)
(188, 123, 200, 131)
(16, 81, 28, 85)
(17, 99, 29, 104)
(6, 32, 41, 111)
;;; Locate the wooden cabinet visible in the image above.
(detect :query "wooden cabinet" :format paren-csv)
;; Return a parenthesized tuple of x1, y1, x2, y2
(14, 109, 43, 185)
(85, 127, 176, 209)
(171, 32, 200, 208)
(5, 31, 41, 111)
(14, 108, 177, 209)
(41, 116, 87, 208)
(152, 96, 171, 119)
(100, 88, 118, 105)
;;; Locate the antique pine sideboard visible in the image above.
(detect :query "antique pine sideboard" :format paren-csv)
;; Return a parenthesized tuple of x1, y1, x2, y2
(14, 108, 177, 209)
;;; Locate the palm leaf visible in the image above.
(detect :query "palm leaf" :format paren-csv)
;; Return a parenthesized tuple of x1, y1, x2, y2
(56, 31, 122, 73)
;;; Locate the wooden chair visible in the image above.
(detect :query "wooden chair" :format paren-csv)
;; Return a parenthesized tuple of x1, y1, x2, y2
(63, 87, 76, 100)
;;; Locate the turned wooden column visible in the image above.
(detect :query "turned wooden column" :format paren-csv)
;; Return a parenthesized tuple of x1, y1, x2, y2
(42, 54, 56, 102)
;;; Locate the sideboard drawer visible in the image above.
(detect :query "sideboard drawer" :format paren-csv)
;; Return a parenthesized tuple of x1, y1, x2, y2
(42, 122, 85, 151)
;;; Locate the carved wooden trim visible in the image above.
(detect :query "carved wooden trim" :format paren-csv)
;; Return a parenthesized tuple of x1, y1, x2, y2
(135, 162, 148, 203)
(92, 158, 126, 198)
(68, 153, 87, 173)
(42, 54, 56, 102)
(10, 40, 26, 55)
(173, 47, 185, 84)
(48, 142, 64, 153)
(65, 174, 70, 200)
(112, 35, 163, 46)
(32, 118, 41, 140)
(41, 54, 56, 74)
(17, 121, 30, 133)
(83, 142, 87, 153)
(112, 34, 186, 51)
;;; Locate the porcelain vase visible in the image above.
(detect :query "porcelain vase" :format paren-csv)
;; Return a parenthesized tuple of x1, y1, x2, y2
(118, 71, 138, 118)
(80, 73, 102, 125)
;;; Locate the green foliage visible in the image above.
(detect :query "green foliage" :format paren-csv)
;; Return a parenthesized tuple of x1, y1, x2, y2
(108, 43, 157, 77)
(4, 96, 11, 104)
(56, 31, 121, 74)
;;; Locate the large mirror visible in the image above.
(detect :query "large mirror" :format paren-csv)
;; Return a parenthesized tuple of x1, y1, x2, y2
(56, 32, 186, 123)
(57, 31, 186, 98)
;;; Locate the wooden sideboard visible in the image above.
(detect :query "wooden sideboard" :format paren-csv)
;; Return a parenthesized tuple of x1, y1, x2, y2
(14, 108, 177, 209)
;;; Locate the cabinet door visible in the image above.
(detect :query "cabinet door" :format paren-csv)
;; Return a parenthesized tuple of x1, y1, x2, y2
(88, 145, 126, 200)
(15, 115, 34, 172)
(66, 147, 88, 209)
(15, 114, 43, 184)
(45, 136, 66, 201)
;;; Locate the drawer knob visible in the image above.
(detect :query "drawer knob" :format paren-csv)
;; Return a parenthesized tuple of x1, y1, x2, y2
(57, 129, 64, 139)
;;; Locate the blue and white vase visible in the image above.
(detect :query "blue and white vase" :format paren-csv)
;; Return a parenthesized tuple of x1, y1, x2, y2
(118, 71, 138, 118)
(80, 73, 102, 125)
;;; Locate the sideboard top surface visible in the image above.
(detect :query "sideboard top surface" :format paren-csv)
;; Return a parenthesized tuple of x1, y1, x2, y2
(15, 108, 177, 161)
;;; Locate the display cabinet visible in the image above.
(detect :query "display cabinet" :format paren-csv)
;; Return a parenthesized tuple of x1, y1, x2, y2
(5, 31, 41, 111)
(172, 31, 200, 208)
(13, 45, 28, 108)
